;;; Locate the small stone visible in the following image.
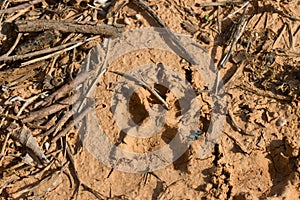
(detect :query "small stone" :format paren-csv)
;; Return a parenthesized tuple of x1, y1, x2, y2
(180, 59, 187, 64)
(205, 183, 213, 192)
(44, 142, 50, 151)
(93, 0, 108, 7)
(276, 117, 286, 126)
(135, 14, 142, 21)
(124, 17, 131, 25)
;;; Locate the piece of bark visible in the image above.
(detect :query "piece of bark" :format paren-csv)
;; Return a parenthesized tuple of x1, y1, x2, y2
(9, 20, 124, 36)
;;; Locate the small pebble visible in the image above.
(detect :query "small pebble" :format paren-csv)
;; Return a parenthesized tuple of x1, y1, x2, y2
(44, 142, 50, 151)
(135, 14, 142, 21)
(93, 0, 108, 7)
(205, 183, 213, 192)
(276, 117, 286, 126)
(124, 17, 131, 25)
(180, 59, 187, 64)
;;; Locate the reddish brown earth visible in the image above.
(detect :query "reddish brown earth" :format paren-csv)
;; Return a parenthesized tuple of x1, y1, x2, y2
(0, 0, 299, 199)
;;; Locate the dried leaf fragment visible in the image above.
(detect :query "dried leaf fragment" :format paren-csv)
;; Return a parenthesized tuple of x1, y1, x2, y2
(12, 126, 49, 164)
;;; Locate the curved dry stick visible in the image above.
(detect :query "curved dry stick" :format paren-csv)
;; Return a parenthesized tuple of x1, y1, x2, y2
(13, 20, 125, 36)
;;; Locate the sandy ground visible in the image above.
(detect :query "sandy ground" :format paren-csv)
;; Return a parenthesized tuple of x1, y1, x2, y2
(0, 0, 300, 199)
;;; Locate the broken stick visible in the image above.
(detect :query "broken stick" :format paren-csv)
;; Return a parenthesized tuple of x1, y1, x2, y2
(9, 20, 125, 36)
(132, 0, 198, 65)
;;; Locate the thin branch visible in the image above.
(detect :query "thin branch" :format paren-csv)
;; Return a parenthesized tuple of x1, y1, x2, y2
(0, 0, 42, 14)
(2, 33, 22, 57)
(132, 0, 198, 65)
(228, 110, 254, 136)
(77, 40, 110, 112)
(0, 41, 78, 62)
(21, 93, 79, 123)
(111, 70, 170, 109)
(223, 1, 250, 21)
(52, 106, 93, 143)
(219, 2, 249, 68)
(195, 0, 245, 7)
(21, 36, 101, 66)
(223, 131, 250, 154)
(40, 70, 94, 107)
(273, 23, 287, 49)
(12, 20, 124, 36)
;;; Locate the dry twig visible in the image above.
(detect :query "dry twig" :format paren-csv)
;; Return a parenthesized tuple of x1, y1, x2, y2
(219, 1, 249, 68)
(21, 36, 101, 66)
(40, 70, 94, 107)
(21, 93, 79, 123)
(195, 0, 245, 7)
(111, 70, 170, 109)
(66, 142, 105, 199)
(223, 131, 250, 154)
(132, 0, 198, 65)
(12, 20, 124, 36)
(0, 0, 42, 14)
(52, 105, 93, 143)
(0, 41, 78, 62)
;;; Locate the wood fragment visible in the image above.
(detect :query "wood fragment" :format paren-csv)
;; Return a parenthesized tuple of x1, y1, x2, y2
(40, 110, 73, 137)
(286, 22, 294, 50)
(223, 1, 250, 21)
(17, 92, 48, 116)
(224, 61, 246, 92)
(11, 170, 60, 199)
(34, 164, 66, 198)
(219, 2, 249, 68)
(20, 36, 100, 66)
(2, 33, 22, 57)
(223, 131, 250, 154)
(106, 0, 128, 18)
(41, 70, 95, 107)
(0, 131, 10, 165)
(11, 20, 124, 36)
(0, 41, 79, 62)
(4, 5, 31, 22)
(236, 84, 292, 102)
(132, 0, 198, 65)
(21, 93, 79, 123)
(195, 0, 245, 7)
(273, 23, 287, 49)
(52, 106, 93, 143)
(6, 62, 48, 88)
(0, 0, 42, 14)
(111, 69, 170, 109)
(27, 116, 57, 131)
(77, 41, 109, 112)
